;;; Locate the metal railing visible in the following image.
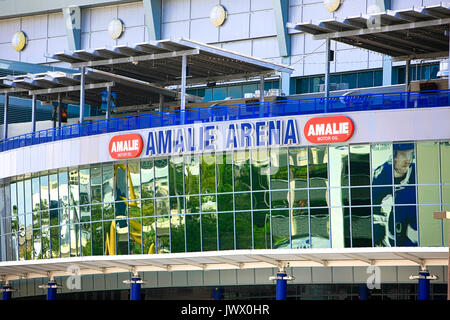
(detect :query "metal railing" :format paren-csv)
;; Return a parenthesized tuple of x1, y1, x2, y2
(1, 89, 449, 152)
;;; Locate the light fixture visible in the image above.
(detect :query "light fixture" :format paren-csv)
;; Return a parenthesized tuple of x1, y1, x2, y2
(323, 0, 341, 12)
(11, 31, 27, 52)
(210, 5, 227, 27)
(108, 19, 124, 40)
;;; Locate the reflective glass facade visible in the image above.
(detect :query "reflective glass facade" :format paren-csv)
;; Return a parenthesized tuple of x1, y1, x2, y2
(0, 141, 449, 261)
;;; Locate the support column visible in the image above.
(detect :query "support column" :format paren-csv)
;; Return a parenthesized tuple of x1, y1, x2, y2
(324, 37, 331, 113)
(57, 94, 62, 128)
(433, 211, 450, 300)
(80, 66, 85, 124)
(269, 263, 294, 300)
(2, 281, 14, 300)
(180, 55, 187, 124)
(358, 284, 369, 300)
(3, 93, 8, 140)
(259, 75, 265, 118)
(38, 274, 62, 301)
(31, 94, 37, 133)
(409, 268, 438, 300)
(159, 93, 164, 113)
(106, 85, 111, 120)
(123, 270, 145, 300)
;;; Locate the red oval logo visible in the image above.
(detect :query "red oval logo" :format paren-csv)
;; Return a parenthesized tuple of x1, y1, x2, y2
(304, 116, 354, 143)
(109, 133, 143, 159)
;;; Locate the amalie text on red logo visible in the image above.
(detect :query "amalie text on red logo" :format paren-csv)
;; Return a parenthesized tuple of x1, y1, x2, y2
(109, 133, 143, 159)
(304, 116, 354, 143)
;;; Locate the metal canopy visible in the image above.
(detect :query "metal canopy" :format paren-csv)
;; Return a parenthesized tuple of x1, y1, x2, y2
(0, 70, 182, 107)
(0, 248, 447, 282)
(292, 4, 450, 61)
(51, 38, 294, 86)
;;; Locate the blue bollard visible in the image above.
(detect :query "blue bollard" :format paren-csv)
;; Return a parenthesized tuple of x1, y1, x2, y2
(212, 287, 223, 300)
(2, 285, 12, 300)
(130, 277, 141, 300)
(358, 284, 369, 300)
(418, 271, 430, 301)
(275, 272, 287, 300)
(47, 282, 57, 300)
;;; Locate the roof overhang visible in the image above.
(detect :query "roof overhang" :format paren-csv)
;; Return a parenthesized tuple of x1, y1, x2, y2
(0, 247, 447, 282)
(290, 4, 450, 61)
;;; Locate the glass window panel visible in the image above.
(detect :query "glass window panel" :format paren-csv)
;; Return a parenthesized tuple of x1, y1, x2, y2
(374, 70, 383, 86)
(169, 156, 184, 196)
(143, 217, 156, 254)
(91, 167, 102, 203)
(25, 179, 32, 217)
(350, 187, 371, 206)
(70, 223, 80, 257)
(10, 182, 17, 215)
(170, 196, 185, 215)
(10, 233, 18, 261)
(40, 176, 49, 211)
(371, 143, 393, 185)
(218, 193, 233, 212)
(59, 207, 69, 225)
(50, 208, 59, 226)
(218, 212, 234, 250)
(201, 195, 217, 213)
(155, 198, 169, 216)
(114, 219, 127, 255)
(330, 188, 349, 207)
(251, 149, 270, 191)
(142, 199, 155, 217)
(104, 220, 115, 255)
(235, 212, 251, 249)
(443, 185, 450, 204)
(235, 193, 251, 211)
(271, 190, 289, 209)
(296, 77, 309, 94)
(202, 213, 217, 251)
(271, 210, 290, 249)
(50, 226, 60, 258)
(212, 86, 227, 100)
(129, 218, 142, 255)
(418, 186, 439, 205)
(102, 165, 114, 203)
(91, 204, 102, 221)
(308, 147, 328, 188)
(253, 211, 271, 249)
(395, 205, 418, 246)
(309, 188, 328, 207)
(216, 152, 233, 193)
(81, 223, 91, 256)
(243, 83, 257, 95)
(11, 216, 17, 233)
(270, 148, 288, 190)
(79, 168, 90, 205)
(70, 207, 79, 224)
(58, 171, 69, 207)
(394, 186, 416, 205)
(26, 226, 32, 260)
(115, 201, 127, 220)
(104, 203, 114, 220)
(33, 211, 40, 229)
(41, 226, 50, 259)
(92, 222, 103, 255)
(441, 141, 450, 183)
(358, 71, 373, 88)
(291, 189, 308, 208)
(201, 154, 216, 194)
(185, 214, 201, 252)
(310, 208, 330, 248)
(141, 160, 155, 198)
(185, 155, 200, 195)
(60, 224, 70, 258)
(41, 210, 49, 227)
(186, 195, 200, 213)
(233, 151, 251, 192)
(417, 142, 439, 184)
(393, 143, 415, 185)
(252, 191, 270, 210)
(80, 205, 90, 222)
(69, 170, 79, 206)
(373, 205, 394, 247)
(228, 85, 242, 99)
(17, 180, 24, 215)
(443, 205, 450, 246)
(349, 145, 370, 186)
(330, 207, 350, 248)
(329, 146, 349, 188)
(32, 177, 40, 212)
(19, 228, 25, 260)
(128, 200, 141, 218)
(155, 159, 169, 197)
(170, 215, 185, 253)
(310, 76, 324, 92)
(418, 205, 442, 247)
(128, 161, 141, 200)
(351, 207, 372, 247)
(115, 164, 128, 201)
(342, 73, 357, 89)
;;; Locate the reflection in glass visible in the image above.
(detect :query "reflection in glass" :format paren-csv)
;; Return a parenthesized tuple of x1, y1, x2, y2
(92, 221, 103, 255)
(218, 212, 234, 250)
(142, 199, 155, 217)
(128, 161, 141, 201)
(128, 200, 141, 218)
(155, 159, 169, 197)
(91, 204, 102, 221)
(235, 212, 251, 249)
(69, 170, 79, 206)
(129, 218, 142, 254)
(170, 196, 184, 215)
(58, 171, 69, 207)
(143, 217, 156, 254)
(115, 201, 127, 220)
(253, 211, 270, 249)
(218, 193, 233, 212)
(171, 214, 185, 253)
(91, 167, 102, 203)
(235, 192, 251, 211)
(308, 147, 328, 188)
(289, 147, 308, 189)
(40, 176, 49, 211)
(41, 226, 50, 259)
(104, 221, 115, 255)
(17, 181, 24, 215)
(79, 168, 90, 205)
(251, 149, 269, 191)
(141, 160, 154, 198)
(310, 208, 330, 248)
(103, 203, 114, 220)
(115, 164, 127, 202)
(234, 151, 251, 192)
(201, 195, 217, 213)
(50, 226, 59, 258)
(271, 191, 289, 209)
(350, 145, 370, 186)
(330, 207, 350, 248)
(186, 196, 200, 213)
(102, 165, 114, 203)
(394, 205, 417, 246)
(418, 205, 441, 246)
(32, 177, 40, 212)
(201, 154, 216, 194)
(60, 225, 69, 258)
(270, 148, 288, 190)
(185, 155, 200, 195)
(169, 156, 184, 196)
(329, 146, 349, 188)
(81, 223, 91, 256)
(202, 213, 217, 251)
(271, 210, 289, 249)
(309, 188, 328, 207)
(351, 207, 372, 247)
(80, 205, 91, 222)
(70, 223, 80, 257)
(350, 187, 371, 206)
(252, 191, 269, 210)
(155, 198, 169, 216)
(371, 144, 392, 185)
(10, 182, 17, 215)
(441, 141, 450, 184)
(216, 152, 233, 193)
(185, 214, 201, 252)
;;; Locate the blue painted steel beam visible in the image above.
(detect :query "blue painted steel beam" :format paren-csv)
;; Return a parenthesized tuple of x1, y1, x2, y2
(143, 0, 162, 41)
(272, 0, 290, 57)
(62, 6, 81, 51)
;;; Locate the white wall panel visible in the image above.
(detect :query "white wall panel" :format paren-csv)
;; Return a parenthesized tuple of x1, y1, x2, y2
(190, 0, 219, 20)
(48, 12, 65, 38)
(162, 21, 190, 39)
(288, 5, 302, 34)
(290, 33, 304, 56)
(81, 8, 91, 33)
(118, 2, 145, 28)
(302, 2, 333, 22)
(187, 270, 203, 286)
(162, 0, 191, 23)
(0, 42, 20, 61)
(20, 38, 46, 63)
(252, 37, 279, 59)
(172, 271, 188, 286)
(0, 18, 20, 43)
(90, 5, 117, 32)
(304, 34, 324, 54)
(190, 18, 219, 43)
(204, 270, 220, 285)
(311, 267, 332, 283)
(90, 30, 116, 48)
(237, 269, 254, 284)
(221, 0, 250, 14)
(47, 36, 69, 56)
(391, 0, 424, 10)
(218, 13, 249, 42)
(93, 274, 105, 290)
(157, 270, 172, 286)
(81, 33, 90, 49)
(336, 0, 367, 18)
(335, 49, 368, 73)
(219, 269, 237, 285)
(332, 267, 354, 283)
(117, 272, 130, 289)
(220, 39, 252, 56)
(251, 0, 273, 11)
(249, 10, 276, 38)
(292, 267, 312, 284)
(117, 26, 146, 46)
(254, 267, 274, 284)
(303, 52, 324, 76)
(397, 266, 419, 283)
(21, 14, 47, 40)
